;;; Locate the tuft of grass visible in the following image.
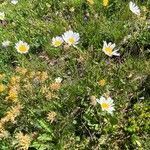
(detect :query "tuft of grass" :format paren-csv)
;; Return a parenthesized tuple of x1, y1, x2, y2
(0, 0, 150, 149)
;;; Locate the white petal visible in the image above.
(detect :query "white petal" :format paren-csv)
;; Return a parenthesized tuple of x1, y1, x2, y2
(129, 1, 140, 16)
(110, 43, 116, 49)
(96, 99, 101, 104)
(112, 51, 120, 56)
(99, 96, 106, 104)
(11, 0, 18, 4)
(103, 41, 108, 48)
(108, 107, 115, 113)
(107, 97, 114, 104)
(108, 42, 112, 47)
(55, 77, 62, 83)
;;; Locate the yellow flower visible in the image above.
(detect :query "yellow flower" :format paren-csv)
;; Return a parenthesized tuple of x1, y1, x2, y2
(0, 122, 8, 139)
(40, 85, 49, 94)
(50, 82, 61, 91)
(15, 132, 32, 150)
(45, 92, 58, 100)
(98, 79, 106, 86)
(0, 84, 6, 93)
(103, 0, 109, 7)
(15, 41, 30, 54)
(27, 71, 36, 79)
(6, 88, 18, 102)
(16, 67, 27, 75)
(0, 122, 4, 131)
(87, 0, 94, 5)
(40, 71, 48, 82)
(10, 76, 20, 85)
(0, 73, 5, 80)
(0, 129, 9, 139)
(4, 104, 22, 123)
(47, 111, 57, 123)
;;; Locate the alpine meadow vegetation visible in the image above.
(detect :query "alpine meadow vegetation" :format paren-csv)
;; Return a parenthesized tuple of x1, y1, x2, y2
(0, 0, 150, 149)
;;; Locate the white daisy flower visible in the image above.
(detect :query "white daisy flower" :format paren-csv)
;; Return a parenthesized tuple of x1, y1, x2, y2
(11, 0, 18, 5)
(102, 41, 120, 57)
(55, 77, 62, 83)
(15, 41, 29, 54)
(2, 40, 11, 48)
(62, 30, 80, 46)
(0, 12, 5, 21)
(96, 96, 115, 114)
(52, 36, 63, 47)
(129, 1, 141, 16)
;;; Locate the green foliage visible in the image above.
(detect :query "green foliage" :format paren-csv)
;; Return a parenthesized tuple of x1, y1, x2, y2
(0, 0, 150, 150)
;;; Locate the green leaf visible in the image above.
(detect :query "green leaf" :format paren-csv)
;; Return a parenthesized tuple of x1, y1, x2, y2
(37, 134, 52, 141)
(38, 119, 53, 134)
(109, 116, 118, 125)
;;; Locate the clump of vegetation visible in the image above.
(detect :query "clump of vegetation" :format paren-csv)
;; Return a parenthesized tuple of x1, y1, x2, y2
(0, 0, 150, 149)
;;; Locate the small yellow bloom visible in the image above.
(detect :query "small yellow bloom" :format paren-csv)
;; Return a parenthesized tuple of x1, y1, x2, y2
(6, 88, 18, 102)
(10, 76, 20, 85)
(40, 71, 48, 82)
(103, 0, 109, 7)
(4, 104, 22, 123)
(87, 0, 94, 5)
(0, 129, 9, 139)
(40, 85, 49, 94)
(98, 79, 106, 86)
(28, 71, 36, 79)
(50, 82, 61, 91)
(45, 92, 58, 100)
(16, 67, 27, 75)
(0, 122, 9, 139)
(45, 92, 53, 100)
(47, 111, 57, 123)
(0, 84, 6, 93)
(15, 132, 32, 150)
(23, 81, 32, 91)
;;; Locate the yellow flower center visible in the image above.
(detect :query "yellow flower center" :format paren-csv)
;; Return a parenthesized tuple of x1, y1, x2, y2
(54, 40, 62, 47)
(99, 79, 106, 86)
(103, 0, 109, 6)
(18, 45, 28, 52)
(68, 37, 75, 44)
(101, 103, 110, 109)
(105, 47, 112, 55)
